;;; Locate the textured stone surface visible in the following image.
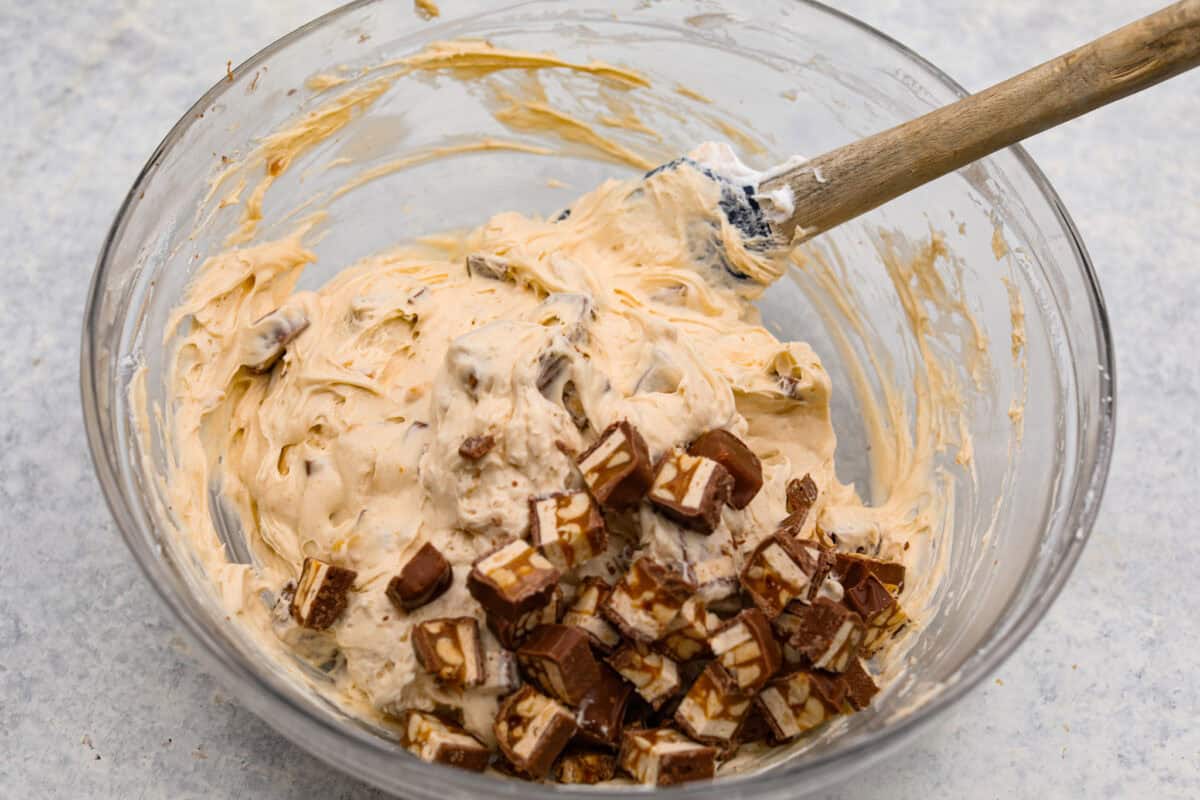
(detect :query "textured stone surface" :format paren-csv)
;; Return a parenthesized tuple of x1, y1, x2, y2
(1, 1, 1196, 798)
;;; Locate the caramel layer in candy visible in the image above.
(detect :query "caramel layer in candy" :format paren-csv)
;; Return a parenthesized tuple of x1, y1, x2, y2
(241, 303, 310, 372)
(399, 709, 491, 772)
(487, 585, 562, 650)
(740, 534, 822, 619)
(555, 750, 617, 784)
(387, 543, 452, 611)
(562, 577, 621, 653)
(754, 670, 841, 741)
(781, 598, 865, 673)
(529, 491, 606, 572)
(518, 624, 603, 706)
(575, 664, 634, 748)
(494, 686, 577, 778)
(844, 574, 908, 655)
(412, 617, 484, 687)
(290, 557, 356, 630)
(687, 429, 763, 509)
(841, 657, 879, 710)
(468, 540, 559, 622)
(602, 556, 693, 643)
(674, 663, 753, 744)
(647, 448, 733, 534)
(619, 728, 716, 786)
(576, 420, 654, 510)
(834, 551, 906, 594)
(710, 608, 782, 691)
(660, 597, 719, 662)
(608, 642, 680, 709)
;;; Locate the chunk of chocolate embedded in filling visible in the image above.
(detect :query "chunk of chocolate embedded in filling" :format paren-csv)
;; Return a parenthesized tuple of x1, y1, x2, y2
(674, 663, 753, 745)
(840, 657, 879, 711)
(607, 642, 680, 710)
(778, 473, 819, 537)
(241, 303, 310, 372)
(618, 728, 716, 786)
(467, 540, 559, 624)
(660, 597, 719, 662)
(399, 709, 491, 773)
(412, 617, 484, 687)
(754, 670, 842, 741)
(562, 577, 621, 653)
(601, 556, 693, 643)
(739, 534, 822, 619)
(575, 664, 634, 748)
(555, 749, 617, 784)
(709, 609, 782, 691)
(465, 253, 512, 281)
(833, 551, 906, 595)
(692, 555, 739, 604)
(386, 542, 452, 611)
(494, 685, 577, 779)
(686, 429, 763, 509)
(782, 597, 865, 673)
(488, 585, 563, 650)
(290, 557, 356, 630)
(647, 449, 734, 534)
(843, 574, 908, 655)
(517, 624, 603, 707)
(576, 420, 654, 510)
(528, 491, 606, 572)
(458, 434, 495, 461)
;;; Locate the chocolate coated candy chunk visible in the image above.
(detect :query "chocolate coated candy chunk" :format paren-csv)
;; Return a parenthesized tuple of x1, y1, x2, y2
(740, 534, 822, 619)
(487, 585, 562, 650)
(399, 709, 491, 772)
(834, 551, 906, 594)
(242, 303, 310, 372)
(576, 420, 654, 510)
(674, 663, 753, 745)
(660, 597, 719, 662)
(754, 670, 842, 741)
(844, 574, 908, 655)
(467, 540, 559, 623)
(601, 556, 693, 643)
(517, 624, 603, 706)
(607, 642, 680, 709)
(465, 253, 512, 280)
(709, 608, 782, 691)
(555, 749, 616, 784)
(458, 434, 495, 460)
(290, 557, 356, 630)
(687, 429, 763, 509)
(786, 474, 819, 516)
(647, 448, 733, 534)
(618, 728, 716, 786)
(387, 543, 452, 611)
(494, 686, 577, 778)
(412, 617, 484, 687)
(575, 664, 634, 748)
(781, 598, 865, 673)
(562, 577, 621, 653)
(840, 657, 879, 711)
(528, 491, 606, 571)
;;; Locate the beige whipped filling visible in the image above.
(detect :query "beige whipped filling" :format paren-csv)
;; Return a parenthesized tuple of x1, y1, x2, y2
(140, 37, 1016, 772)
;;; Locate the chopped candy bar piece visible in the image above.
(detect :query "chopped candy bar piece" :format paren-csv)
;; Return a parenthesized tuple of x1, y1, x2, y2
(737, 705, 772, 745)
(739, 534, 822, 618)
(458, 434, 495, 460)
(290, 557, 356, 630)
(575, 665, 634, 748)
(754, 670, 841, 741)
(692, 555, 739, 603)
(576, 420, 654, 510)
(710, 609, 782, 690)
(833, 552, 906, 594)
(785, 474, 819, 516)
(555, 750, 617, 784)
(528, 491, 607, 572)
(602, 556, 693, 643)
(468, 540, 559, 623)
(487, 586, 562, 649)
(466, 253, 512, 280)
(844, 575, 908, 655)
(386, 543, 452, 611)
(517, 624, 603, 706)
(660, 598, 719, 662)
(674, 663, 753, 744)
(608, 642, 680, 709)
(782, 598, 865, 673)
(241, 302, 310, 372)
(687, 429, 763, 509)
(482, 645, 521, 694)
(494, 686, 577, 778)
(618, 728, 716, 786)
(412, 617, 484, 687)
(841, 658, 879, 710)
(647, 448, 734, 534)
(562, 578, 621, 653)
(399, 709, 491, 772)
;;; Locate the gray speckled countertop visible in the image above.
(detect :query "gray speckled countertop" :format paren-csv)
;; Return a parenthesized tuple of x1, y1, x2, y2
(2, 1, 1197, 797)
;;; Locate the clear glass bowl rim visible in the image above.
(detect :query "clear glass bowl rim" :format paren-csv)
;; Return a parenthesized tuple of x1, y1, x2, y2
(80, 1, 1117, 796)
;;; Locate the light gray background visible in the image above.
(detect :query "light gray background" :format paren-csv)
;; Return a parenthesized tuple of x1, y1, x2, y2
(2, 1, 1197, 798)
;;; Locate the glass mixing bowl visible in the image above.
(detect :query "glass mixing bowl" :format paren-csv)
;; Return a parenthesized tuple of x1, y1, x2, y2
(81, 0, 1115, 796)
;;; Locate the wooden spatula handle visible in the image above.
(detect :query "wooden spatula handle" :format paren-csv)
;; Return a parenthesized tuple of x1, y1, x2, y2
(761, 0, 1200, 243)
